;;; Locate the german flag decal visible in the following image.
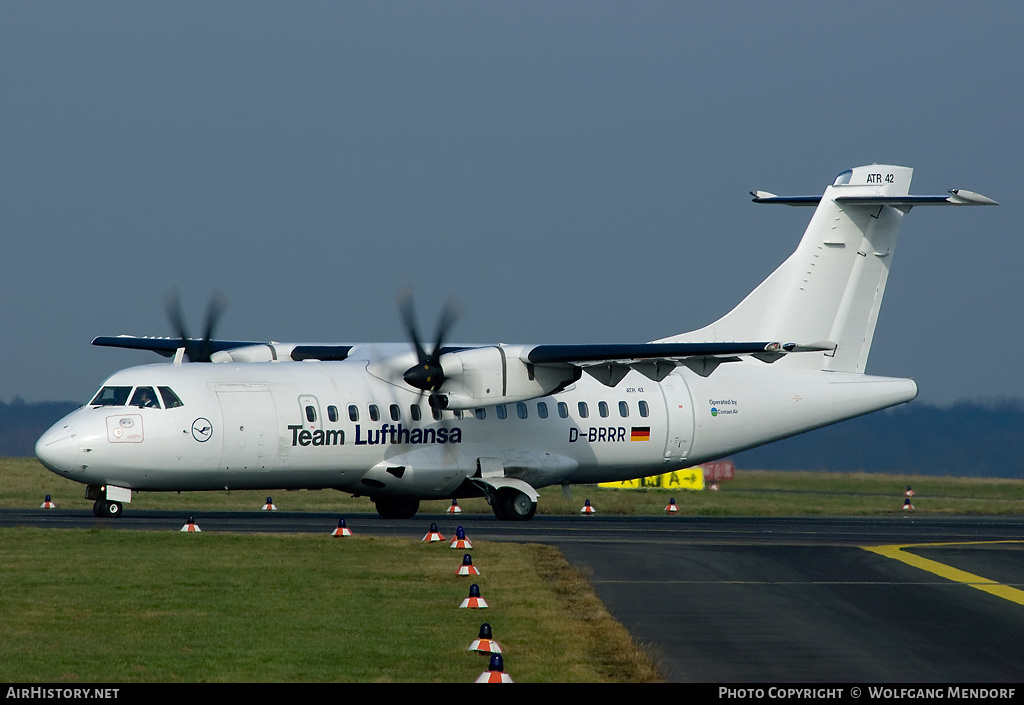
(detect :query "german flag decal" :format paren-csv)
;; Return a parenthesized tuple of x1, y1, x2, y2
(630, 426, 651, 442)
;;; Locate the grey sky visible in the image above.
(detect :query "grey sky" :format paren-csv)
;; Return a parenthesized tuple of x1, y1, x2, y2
(1, 1, 1018, 405)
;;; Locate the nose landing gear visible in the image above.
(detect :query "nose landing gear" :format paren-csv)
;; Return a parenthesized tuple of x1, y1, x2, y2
(92, 499, 123, 518)
(86, 484, 130, 518)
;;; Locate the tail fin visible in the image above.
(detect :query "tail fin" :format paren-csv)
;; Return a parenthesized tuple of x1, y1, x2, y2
(660, 164, 996, 373)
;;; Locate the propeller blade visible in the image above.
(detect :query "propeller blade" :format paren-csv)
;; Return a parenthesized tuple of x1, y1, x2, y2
(198, 290, 229, 363)
(431, 298, 460, 356)
(162, 288, 228, 363)
(163, 288, 193, 359)
(399, 293, 460, 393)
(398, 290, 428, 364)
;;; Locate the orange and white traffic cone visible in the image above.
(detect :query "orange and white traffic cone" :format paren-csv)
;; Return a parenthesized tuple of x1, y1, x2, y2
(580, 499, 595, 515)
(450, 526, 473, 549)
(422, 522, 445, 542)
(181, 515, 201, 532)
(460, 583, 489, 609)
(447, 499, 462, 514)
(475, 654, 513, 683)
(262, 496, 277, 511)
(331, 518, 353, 537)
(457, 554, 480, 576)
(40, 495, 56, 509)
(468, 623, 503, 654)
(905, 486, 915, 497)
(903, 498, 915, 510)
(665, 498, 679, 514)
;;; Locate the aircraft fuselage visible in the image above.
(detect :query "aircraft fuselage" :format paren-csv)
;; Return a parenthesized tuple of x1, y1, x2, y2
(36, 354, 917, 501)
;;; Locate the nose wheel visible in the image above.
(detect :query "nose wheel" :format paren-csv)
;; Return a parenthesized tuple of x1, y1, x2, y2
(92, 499, 123, 518)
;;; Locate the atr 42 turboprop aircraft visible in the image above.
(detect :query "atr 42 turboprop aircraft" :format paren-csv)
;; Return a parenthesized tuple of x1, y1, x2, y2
(36, 165, 996, 520)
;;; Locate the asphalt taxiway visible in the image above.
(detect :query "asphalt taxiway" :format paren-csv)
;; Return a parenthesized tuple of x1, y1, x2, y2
(3, 509, 1022, 682)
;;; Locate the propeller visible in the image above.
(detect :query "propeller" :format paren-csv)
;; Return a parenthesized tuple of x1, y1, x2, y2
(163, 288, 229, 362)
(399, 291, 460, 404)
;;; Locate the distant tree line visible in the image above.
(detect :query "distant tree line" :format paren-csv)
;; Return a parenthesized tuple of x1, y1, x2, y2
(0, 398, 78, 457)
(4, 397, 1023, 478)
(734, 398, 1024, 478)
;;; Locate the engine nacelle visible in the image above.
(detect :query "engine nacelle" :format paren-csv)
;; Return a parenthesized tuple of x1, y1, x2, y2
(209, 343, 353, 363)
(210, 344, 282, 363)
(436, 345, 579, 410)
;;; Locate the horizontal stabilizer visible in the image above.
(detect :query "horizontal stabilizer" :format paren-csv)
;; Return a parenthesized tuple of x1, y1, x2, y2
(752, 189, 998, 207)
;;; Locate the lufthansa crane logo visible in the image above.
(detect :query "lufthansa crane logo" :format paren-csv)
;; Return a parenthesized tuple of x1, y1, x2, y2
(191, 418, 213, 442)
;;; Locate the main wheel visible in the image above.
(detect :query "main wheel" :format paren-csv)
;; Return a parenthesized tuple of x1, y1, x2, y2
(374, 497, 420, 519)
(494, 489, 537, 521)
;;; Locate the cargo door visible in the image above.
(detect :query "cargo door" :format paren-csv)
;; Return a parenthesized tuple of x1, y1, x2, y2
(217, 386, 278, 471)
(659, 374, 694, 463)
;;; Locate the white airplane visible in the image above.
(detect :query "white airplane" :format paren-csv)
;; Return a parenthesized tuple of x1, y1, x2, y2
(36, 165, 996, 520)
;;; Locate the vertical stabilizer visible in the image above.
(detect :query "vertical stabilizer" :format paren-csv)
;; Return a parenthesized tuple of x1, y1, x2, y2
(660, 165, 951, 373)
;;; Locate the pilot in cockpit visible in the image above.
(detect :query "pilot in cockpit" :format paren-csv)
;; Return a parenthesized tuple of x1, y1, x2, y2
(132, 387, 159, 408)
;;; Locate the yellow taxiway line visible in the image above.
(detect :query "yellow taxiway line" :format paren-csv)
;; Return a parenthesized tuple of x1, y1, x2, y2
(865, 541, 1024, 606)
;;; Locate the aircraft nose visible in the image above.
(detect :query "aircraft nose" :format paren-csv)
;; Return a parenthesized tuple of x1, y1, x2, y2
(35, 422, 81, 475)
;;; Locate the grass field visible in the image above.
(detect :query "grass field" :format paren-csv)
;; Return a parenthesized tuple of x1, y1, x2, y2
(2, 458, 1021, 683)
(0, 529, 658, 683)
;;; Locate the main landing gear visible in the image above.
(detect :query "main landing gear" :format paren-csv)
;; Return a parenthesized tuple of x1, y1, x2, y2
(490, 488, 537, 521)
(371, 489, 538, 521)
(373, 497, 421, 519)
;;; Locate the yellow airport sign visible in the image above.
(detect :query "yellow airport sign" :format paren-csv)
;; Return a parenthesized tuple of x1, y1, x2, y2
(599, 468, 705, 491)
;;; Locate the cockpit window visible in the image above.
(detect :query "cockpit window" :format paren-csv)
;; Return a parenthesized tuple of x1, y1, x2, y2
(130, 386, 160, 408)
(90, 386, 132, 406)
(159, 387, 184, 408)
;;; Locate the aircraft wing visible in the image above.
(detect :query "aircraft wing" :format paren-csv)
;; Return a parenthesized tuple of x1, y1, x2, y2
(92, 336, 256, 357)
(91, 336, 354, 362)
(523, 340, 832, 383)
(526, 341, 800, 364)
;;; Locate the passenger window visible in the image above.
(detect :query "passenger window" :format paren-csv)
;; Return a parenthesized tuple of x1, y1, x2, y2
(516, 402, 528, 419)
(369, 405, 380, 422)
(496, 405, 507, 420)
(431, 406, 442, 421)
(598, 401, 609, 418)
(328, 406, 339, 422)
(348, 405, 359, 422)
(475, 408, 486, 420)
(305, 405, 317, 423)
(618, 401, 629, 418)
(537, 402, 548, 419)
(558, 401, 568, 419)
(639, 400, 650, 418)
(410, 405, 422, 421)
(158, 387, 184, 408)
(578, 402, 589, 419)
(91, 386, 132, 406)
(130, 387, 160, 409)
(390, 404, 401, 421)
